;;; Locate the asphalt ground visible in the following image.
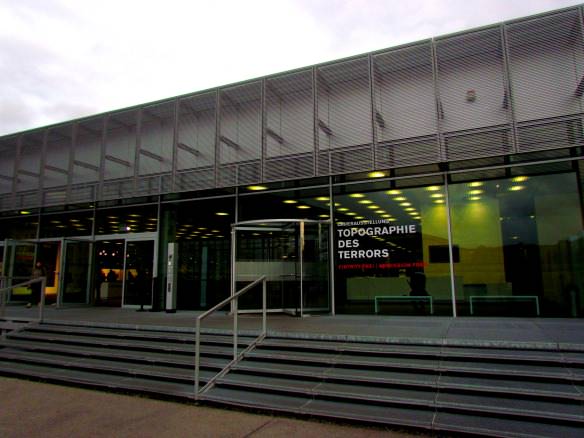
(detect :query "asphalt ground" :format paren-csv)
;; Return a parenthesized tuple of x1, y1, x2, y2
(0, 377, 422, 438)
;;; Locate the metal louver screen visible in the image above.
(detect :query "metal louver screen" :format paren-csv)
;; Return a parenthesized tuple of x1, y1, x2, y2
(373, 44, 437, 156)
(219, 82, 261, 165)
(43, 188, 67, 206)
(101, 178, 135, 200)
(175, 168, 215, 192)
(317, 58, 372, 153)
(69, 184, 96, 204)
(318, 145, 373, 175)
(16, 191, 40, 209)
(435, 28, 509, 135)
(445, 128, 512, 161)
(177, 93, 216, 171)
(507, 10, 584, 123)
(265, 70, 315, 181)
(218, 161, 260, 187)
(139, 103, 174, 176)
(517, 118, 584, 152)
(135, 175, 162, 196)
(376, 136, 439, 168)
(104, 111, 137, 180)
(264, 154, 314, 182)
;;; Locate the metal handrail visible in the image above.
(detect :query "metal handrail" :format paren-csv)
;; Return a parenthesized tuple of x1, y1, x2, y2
(0, 276, 47, 322)
(194, 275, 267, 399)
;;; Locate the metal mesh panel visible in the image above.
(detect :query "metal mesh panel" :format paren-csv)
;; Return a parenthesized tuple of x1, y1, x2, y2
(266, 70, 314, 155)
(160, 173, 173, 193)
(17, 131, 43, 193)
(264, 154, 314, 182)
(177, 93, 215, 171)
(445, 128, 512, 161)
(69, 184, 96, 204)
(376, 135, 439, 168)
(317, 57, 372, 154)
(219, 82, 261, 165)
(104, 110, 137, 180)
(43, 187, 67, 206)
(373, 44, 437, 151)
(175, 167, 215, 192)
(45, 126, 72, 189)
(436, 28, 510, 134)
(507, 10, 584, 123)
(74, 118, 103, 185)
(517, 117, 584, 152)
(140, 102, 175, 176)
(0, 136, 16, 195)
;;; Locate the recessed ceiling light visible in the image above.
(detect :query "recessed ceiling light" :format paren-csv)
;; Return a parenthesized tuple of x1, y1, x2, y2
(469, 196, 481, 201)
(468, 190, 484, 195)
(468, 182, 483, 187)
(283, 200, 298, 204)
(404, 207, 415, 211)
(386, 190, 401, 195)
(512, 176, 528, 183)
(349, 193, 365, 198)
(509, 186, 525, 191)
(297, 205, 311, 209)
(430, 193, 444, 198)
(358, 200, 373, 204)
(337, 207, 349, 211)
(368, 171, 387, 178)
(216, 212, 229, 216)
(399, 202, 412, 207)
(367, 205, 380, 209)
(434, 199, 445, 204)
(426, 186, 440, 191)
(319, 214, 329, 218)
(315, 196, 329, 201)
(247, 185, 268, 191)
(394, 196, 407, 201)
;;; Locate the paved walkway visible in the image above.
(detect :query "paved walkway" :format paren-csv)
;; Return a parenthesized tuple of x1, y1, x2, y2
(3, 305, 584, 349)
(0, 377, 418, 438)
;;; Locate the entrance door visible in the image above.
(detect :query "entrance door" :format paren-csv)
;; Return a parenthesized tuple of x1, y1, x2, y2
(60, 239, 92, 305)
(233, 219, 331, 316)
(93, 234, 156, 308)
(123, 239, 154, 308)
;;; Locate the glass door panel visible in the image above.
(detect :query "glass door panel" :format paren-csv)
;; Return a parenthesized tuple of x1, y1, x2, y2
(62, 240, 92, 304)
(4, 240, 36, 302)
(123, 240, 154, 307)
(94, 240, 124, 306)
(301, 221, 330, 314)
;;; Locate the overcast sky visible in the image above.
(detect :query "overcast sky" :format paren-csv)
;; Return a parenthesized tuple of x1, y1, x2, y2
(1, 0, 582, 136)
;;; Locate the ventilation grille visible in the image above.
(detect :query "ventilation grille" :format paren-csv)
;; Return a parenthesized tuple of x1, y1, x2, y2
(376, 136, 439, 168)
(445, 128, 512, 161)
(517, 118, 584, 152)
(264, 153, 314, 182)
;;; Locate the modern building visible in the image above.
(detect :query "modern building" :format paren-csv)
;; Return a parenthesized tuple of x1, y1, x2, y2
(1, 5, 583, 318)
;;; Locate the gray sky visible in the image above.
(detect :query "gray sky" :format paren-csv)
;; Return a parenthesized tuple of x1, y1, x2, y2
(1, 0, 582, 136)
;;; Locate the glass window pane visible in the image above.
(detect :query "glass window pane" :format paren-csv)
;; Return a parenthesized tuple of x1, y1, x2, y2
(449, 171, 584, 317)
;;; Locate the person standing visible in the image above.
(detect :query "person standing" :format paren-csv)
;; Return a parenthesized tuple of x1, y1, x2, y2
(27, 261, 46, 308)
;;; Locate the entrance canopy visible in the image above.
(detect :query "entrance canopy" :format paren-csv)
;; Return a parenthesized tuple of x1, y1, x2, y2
(231, 219, 331, 317)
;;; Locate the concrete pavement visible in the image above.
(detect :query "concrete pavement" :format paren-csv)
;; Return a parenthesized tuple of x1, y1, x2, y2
(0, 377, 419, 438)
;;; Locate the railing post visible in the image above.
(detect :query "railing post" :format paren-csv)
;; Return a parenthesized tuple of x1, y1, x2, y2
(233, 296, 238, 360)
(262, 278, 267, 336)
(194, 318, 201, 398)
(39, 277, 46, 323)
